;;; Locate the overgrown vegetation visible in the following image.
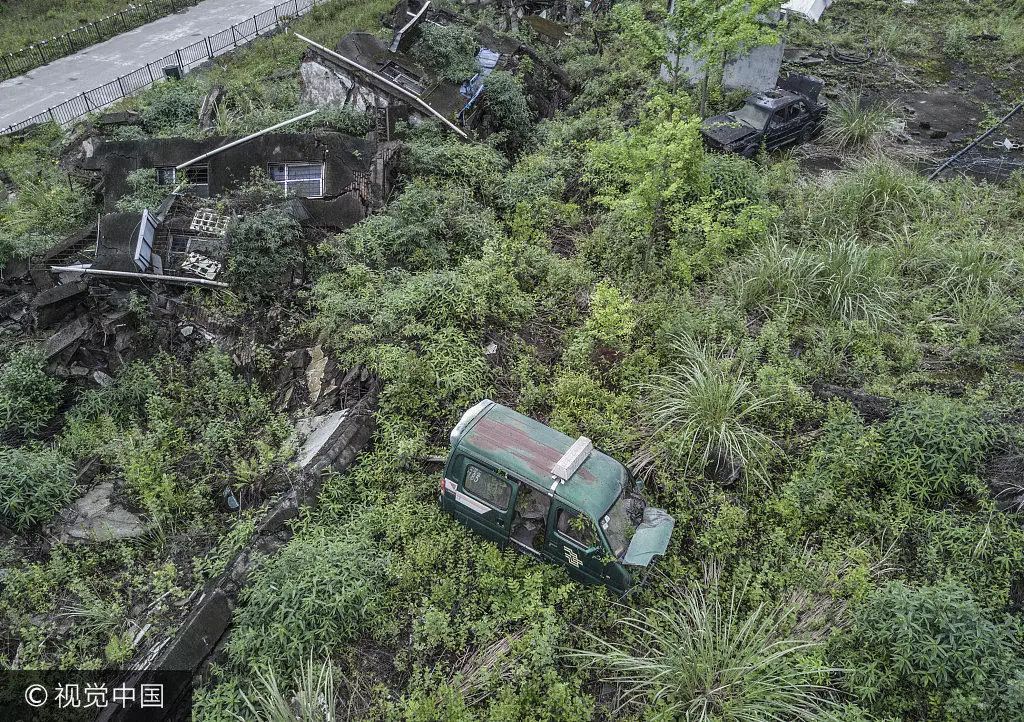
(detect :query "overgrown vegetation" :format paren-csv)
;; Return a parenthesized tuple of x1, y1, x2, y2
(3, 1, 1024, 720)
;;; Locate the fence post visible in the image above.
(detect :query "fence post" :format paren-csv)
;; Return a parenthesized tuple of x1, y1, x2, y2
(117, 76, 126, 96)
(147, 63, 155, 83)
(81, 92, 92, 112)
(294, 0, 299, 16)
(48, 108, 57, 124)
(120, 11, 129, 32)
(206, 36, 213, 59)
(231, 25, 238, 47)
(175, 49, 183, 70)
(273, 5, 279, 24)
(35, 44, 46, 65)
(2, 55, 12, 79)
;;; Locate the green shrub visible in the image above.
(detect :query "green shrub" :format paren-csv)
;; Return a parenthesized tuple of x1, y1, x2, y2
(229, 521, 393, 676)
(116, 168, 172, 213)
(0, 126, 94, 264)
(331, 181, 499, 272)
(138, 79, 205, 135)
(0, 444, 75, 530)
(878, 397, 997, 504)
(481, 71, 535, 156)
(842, 580, 1024, 722)
(227, 207, 303, 300)
(0, 346, 64, 436)
(411, 23, 479, 83)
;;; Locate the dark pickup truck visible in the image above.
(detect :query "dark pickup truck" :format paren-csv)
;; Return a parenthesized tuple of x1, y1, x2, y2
(701, 75, 828, 157)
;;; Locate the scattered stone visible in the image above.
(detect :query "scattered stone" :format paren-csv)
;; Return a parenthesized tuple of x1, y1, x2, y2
(930, 129, 948, 139)
(59, 482, 146, 543)
(306, 345, 329, 404)
(180, 325, 195, 337)
(295, 410, 350, 469)
(92, 370, 115, 387)
(97, 111, 141, 127)
(44, 317, 89, 359)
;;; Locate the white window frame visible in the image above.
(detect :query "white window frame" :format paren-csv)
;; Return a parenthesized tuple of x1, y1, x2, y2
(268, 162, 325, 199)
(155, 165, 209, 188)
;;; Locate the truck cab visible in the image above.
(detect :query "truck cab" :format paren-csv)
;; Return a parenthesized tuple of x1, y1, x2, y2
(440, 399, 675, 596)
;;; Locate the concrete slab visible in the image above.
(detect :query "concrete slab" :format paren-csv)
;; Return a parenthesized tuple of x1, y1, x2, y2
(0, 0, 285, 129)
(295, 409, 349, 469)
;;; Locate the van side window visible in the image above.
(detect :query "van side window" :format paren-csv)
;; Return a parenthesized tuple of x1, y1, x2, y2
(556, 508, 598, 548)
(464, 465, 511, 510)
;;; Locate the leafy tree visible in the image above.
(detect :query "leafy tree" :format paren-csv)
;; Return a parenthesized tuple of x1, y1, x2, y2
(665, 0, 781, 112)
(481, 71, 535, 157)
(842, 580, 1024, 722)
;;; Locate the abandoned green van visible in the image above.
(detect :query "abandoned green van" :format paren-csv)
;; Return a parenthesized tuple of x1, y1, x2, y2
(440, 399, 675, 596)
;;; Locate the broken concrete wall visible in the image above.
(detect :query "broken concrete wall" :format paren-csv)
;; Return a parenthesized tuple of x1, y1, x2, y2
(95, 385, 378, 721)
(82, 132, 391, 230)
(663, 40, 786, 93)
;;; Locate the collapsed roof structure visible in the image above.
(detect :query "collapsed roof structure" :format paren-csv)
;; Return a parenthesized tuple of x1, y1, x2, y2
(57, 129, 398, 286)
(298, 0, 571, 141)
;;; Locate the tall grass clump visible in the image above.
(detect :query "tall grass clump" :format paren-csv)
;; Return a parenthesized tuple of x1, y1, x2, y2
(817, 236, 895, 326)
(569, 573, 837, 721)
(237, 656, 338, 722)
(731, 237, 894, 327)
(730, 238, 822, 317)
(822, 94, 902, 152)
(640, 336, 776, 483)
(825, 158, 929, 238)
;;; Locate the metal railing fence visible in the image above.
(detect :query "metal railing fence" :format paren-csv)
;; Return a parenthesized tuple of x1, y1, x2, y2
(1, 0, 203, 81)
(2, 0, 325, 135)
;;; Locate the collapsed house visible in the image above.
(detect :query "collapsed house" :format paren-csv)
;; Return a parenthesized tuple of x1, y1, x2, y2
(299, 0, 571, 140)
(51, 130, 398, 286)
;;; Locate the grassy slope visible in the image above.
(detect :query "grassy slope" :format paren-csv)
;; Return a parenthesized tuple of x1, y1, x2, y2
(0, 0, 160, 55)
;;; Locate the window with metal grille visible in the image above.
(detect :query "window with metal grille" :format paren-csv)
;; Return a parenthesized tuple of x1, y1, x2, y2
(155, 167, 176, 186)
(379, 61, 425, 95)
(268, 162, 324, 198)
(155, 165, 209, 187)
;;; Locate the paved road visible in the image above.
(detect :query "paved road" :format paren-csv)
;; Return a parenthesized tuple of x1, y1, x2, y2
(0, 0, 284, 129)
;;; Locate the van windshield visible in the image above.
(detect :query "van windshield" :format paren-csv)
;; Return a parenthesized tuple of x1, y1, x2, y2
(601, 495, 634, 558)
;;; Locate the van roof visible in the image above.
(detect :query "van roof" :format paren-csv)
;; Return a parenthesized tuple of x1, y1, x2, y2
(451, 400, 626, 519)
